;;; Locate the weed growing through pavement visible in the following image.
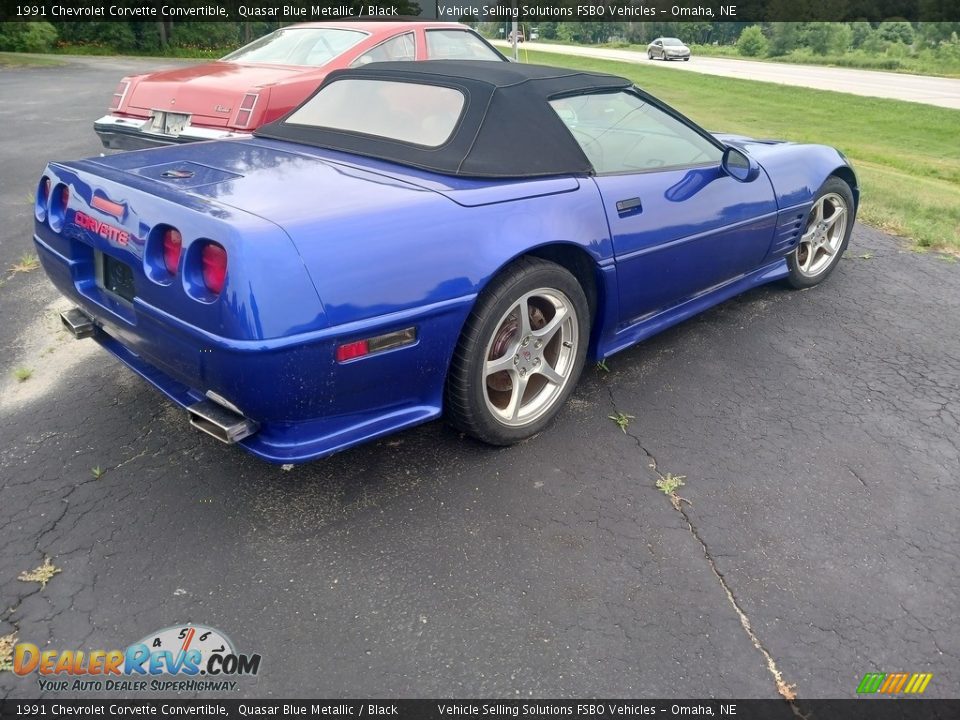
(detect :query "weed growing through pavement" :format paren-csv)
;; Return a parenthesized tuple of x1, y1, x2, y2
(9, 253, 39, 274)
(18, 557, 61, 589)
(656, 473, 691, 510)
(608, 411, 635, 433)
(0, 633, 16, 673)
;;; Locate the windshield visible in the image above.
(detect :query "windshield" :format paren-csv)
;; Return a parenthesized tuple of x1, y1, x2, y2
(662, 38, 685, 46)
(222, 28, 368, 67)
(285, 78, 465, 147)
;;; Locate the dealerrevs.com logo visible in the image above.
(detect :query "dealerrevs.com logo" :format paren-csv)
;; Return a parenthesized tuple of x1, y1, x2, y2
(14, 624, 261, 693)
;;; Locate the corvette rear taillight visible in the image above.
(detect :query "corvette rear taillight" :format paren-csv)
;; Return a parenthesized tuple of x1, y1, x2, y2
(48, 183, 70, 232)
(163, 228, 182, 274)
(110, 80, 131, 111)
(35, 176, 51, 222)
(200, 242, 227, 294)
(234, 93, 259, 128)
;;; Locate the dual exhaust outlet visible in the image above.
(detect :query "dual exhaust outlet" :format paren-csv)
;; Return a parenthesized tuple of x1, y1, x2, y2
(60, 306, 259, 445)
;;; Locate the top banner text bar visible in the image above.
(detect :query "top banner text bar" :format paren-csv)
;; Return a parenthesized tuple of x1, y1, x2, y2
(1, 1, 959, 24)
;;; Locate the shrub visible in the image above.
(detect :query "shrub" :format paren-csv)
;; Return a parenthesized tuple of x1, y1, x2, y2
(935, 33, 960, 63)
(168, 23, 241, 51)
(0, 22, 58, 52)
(737, 25, 769, 57)
(885, 41, 910, 59)
(56, 21, 136, 51)
(860, 30, 888, 54)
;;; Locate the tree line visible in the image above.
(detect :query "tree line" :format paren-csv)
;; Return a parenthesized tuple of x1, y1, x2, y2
(2, 19, 959, 62)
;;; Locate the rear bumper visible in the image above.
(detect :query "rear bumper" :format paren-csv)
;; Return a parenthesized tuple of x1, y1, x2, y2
(35, 233, 473, 464)
(94, 114, 251, 151)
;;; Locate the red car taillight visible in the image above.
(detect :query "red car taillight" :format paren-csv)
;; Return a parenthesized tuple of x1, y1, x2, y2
(200, 242, 227, 294)
(234, 93, 259, 128)
(163, 228, 182, 274)
(60, 186, 69, 207)
(335, 328, 417, 363)
(110, 80, 130, 111)
(40, 177, 51, 202)
(336, 340, 369, 363)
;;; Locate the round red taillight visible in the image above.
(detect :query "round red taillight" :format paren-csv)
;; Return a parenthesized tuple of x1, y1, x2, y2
(40, 177, 51, 201)
(163, 228, 182, 274)
(60, 186, 69, 207)
(201, 243, 227, 294)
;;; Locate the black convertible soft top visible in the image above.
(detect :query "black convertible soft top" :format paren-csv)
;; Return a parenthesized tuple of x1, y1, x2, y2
(254, 60, 632, 178)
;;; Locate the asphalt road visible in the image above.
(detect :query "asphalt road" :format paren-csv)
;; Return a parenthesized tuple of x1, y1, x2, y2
(1, 56, 958, 701)
(498, 41, 960, 109)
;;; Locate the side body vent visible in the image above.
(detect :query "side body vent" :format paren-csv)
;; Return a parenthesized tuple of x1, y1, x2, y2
(770, 207, 808, 257)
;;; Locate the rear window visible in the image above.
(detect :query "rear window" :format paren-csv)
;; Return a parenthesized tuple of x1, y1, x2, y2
(285, 79, 465, 147)
(425, 30, 504, 61)
(222, 28, 367, 67)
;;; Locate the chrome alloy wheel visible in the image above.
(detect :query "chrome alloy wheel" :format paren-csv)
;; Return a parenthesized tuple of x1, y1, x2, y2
(482, 288, 579, 427)
(796, 192, 848, 277)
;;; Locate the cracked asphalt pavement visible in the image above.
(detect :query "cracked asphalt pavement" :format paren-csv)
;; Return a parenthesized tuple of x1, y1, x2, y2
(1, 57, 958, 701)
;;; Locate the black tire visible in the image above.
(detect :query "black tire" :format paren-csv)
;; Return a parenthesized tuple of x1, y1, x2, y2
(445, 257, 590, 446)
(786, 176, 855, 289)
(683, 57, 690, 61)
(648, 51, 654, 60)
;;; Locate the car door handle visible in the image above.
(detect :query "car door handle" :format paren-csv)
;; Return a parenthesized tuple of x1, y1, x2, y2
(616, 197, 643, 215)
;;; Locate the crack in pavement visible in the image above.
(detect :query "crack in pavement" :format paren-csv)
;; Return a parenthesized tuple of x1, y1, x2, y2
(603, 383, 801, 706)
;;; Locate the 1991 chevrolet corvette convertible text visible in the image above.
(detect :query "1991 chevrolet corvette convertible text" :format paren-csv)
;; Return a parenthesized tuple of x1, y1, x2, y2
(35, 61, 858, 463)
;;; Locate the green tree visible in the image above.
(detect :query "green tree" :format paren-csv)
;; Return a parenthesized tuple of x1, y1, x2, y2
(878, 21, 915, 46)
(768, 22, 801, 56)
(803, 22, 852, 55)
(918, 22, 960, 45)
(850, 21, 873, 49)
(736, 25, 768, 57)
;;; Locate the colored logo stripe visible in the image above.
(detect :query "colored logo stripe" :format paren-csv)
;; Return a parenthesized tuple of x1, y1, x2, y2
(857, 673, 933, 694)
(856, 673, 885, 693)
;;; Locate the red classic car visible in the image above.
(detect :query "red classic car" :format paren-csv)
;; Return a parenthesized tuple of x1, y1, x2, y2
(95, 22, 506, 150)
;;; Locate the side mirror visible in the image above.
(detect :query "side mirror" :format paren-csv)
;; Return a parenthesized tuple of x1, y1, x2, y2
(722, 146, 760, 183)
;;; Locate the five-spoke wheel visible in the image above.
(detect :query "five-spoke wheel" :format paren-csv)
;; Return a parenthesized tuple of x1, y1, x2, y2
(446, 258, 589, 445)
(482, 288, 578, 427)
(786, 177, 855, 288)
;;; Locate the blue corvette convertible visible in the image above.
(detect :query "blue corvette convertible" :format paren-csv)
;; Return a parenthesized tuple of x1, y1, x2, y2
(35, 61, 858, 463)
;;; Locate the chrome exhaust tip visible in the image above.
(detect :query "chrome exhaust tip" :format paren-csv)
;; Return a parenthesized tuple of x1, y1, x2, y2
(60, 307, 95, 339)
(187, 399, 259, 444)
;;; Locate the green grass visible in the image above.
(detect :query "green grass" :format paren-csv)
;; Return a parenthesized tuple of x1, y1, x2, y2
(50, 43, 224, 59)
(687, 44, 960, 79)
(527, 50, 960, 251)
(593, 41, 960, 78)
(0, 52, 65, 68)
